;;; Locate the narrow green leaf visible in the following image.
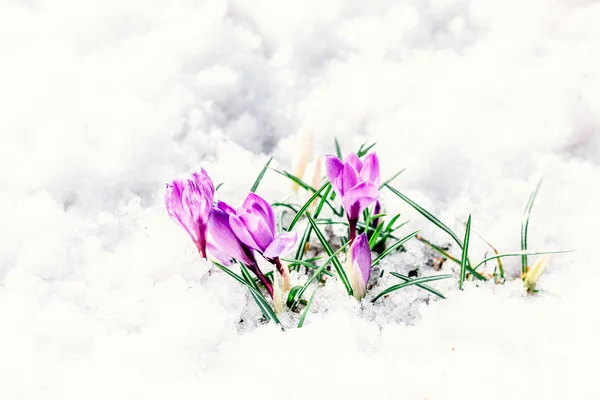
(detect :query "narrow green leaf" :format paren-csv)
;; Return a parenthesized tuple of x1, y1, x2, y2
(313, 184, 332, 218)
(294, 225, 312, 260)
(297, 287, 318, 328)
(286, 285, 303, 308)
(368, 223, 385, 250)
(521, 178, 543, 274)
(459, 215, 472, 290)
(379, 168, 406, 190)
(372, 274, 454, 302)
(384, 184, 463, 248)
(239, 263, 260, 292)
(250, 157, 273, 193)
(372, 230, 419, 266)
(334, 138, 343, 159)
(474, 249, 574, 271)
(281, 258, 333, 277)
(389, 272, 447, 299)
(272, 203, 299, 213)
(357, 142, 377, 157)
(287, 182, 331, 231)
(415, 235, 461, 265)
(215, 182, 224, 191)
(305, 213, 353, 295)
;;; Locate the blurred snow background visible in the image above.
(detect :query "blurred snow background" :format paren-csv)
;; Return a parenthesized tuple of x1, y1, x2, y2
(1, 0, 600, 398)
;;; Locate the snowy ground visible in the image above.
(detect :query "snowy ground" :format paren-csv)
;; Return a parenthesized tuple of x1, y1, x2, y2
(2, 0, 600, 398)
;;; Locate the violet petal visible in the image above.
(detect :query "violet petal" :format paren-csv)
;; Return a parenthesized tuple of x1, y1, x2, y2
(263, 231, 298, 259)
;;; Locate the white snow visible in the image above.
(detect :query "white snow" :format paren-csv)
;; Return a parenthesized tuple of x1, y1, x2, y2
(2, 0, 600, 398)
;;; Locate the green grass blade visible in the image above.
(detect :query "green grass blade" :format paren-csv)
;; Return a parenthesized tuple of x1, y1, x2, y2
(389, 272, 447, 299)
(313, 184, 332, 218)
(272, 203, 299, 213)
(521, 178, 543, 274)
(415, 235, 461, 265)
(213, 261, 282, 327)
(379, 168, 406, 190)
(459, 215, 472, 290)
(250, 157, 273, 193)
(474, 249, 574, 271)
(287, 182, 331, 231)
(294, 224, 312, 260)
(368, 223, 385, 250)
(334, 138, 343, 159)
(239, 263, 260, 292)
(384, 184, 463, 248)
(357, 142, 377, 157)
(215, 182, 224, 191)
(281, 258, 333, 277)
(297, 287, 318, 328)
(372, 274, 453, 302)
(372, 230, 419, 266)
(306, 213, 353, 295)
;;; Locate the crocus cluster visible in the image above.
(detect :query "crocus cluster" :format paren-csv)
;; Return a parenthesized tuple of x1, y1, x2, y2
(165, 169, 297, 298)
(165, 150, 380, 309)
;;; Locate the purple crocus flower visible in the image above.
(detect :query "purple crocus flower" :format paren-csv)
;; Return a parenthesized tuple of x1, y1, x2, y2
(325, 152, 380, 242)
(165, 169, 214, 258)
(207, 201, 273, 297)
(345, 233, 372, 299)
(229, 193, 297, 290)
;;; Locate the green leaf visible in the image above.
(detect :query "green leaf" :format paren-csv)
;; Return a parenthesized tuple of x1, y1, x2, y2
(368, 223, 385, 250)
(212, 261, 282, 327)
(334, 138, 343, 159)
(272, 203, 299, 213)
(215, 182, 224, 191)
(521, 178, 543, 274)
(415, 235, 460, 265)
(372, 274, 454, 302)
(239, 263, 260, 292)
(459, 215, 472, 290)
(250, 157, 273, 193)
(294, 225, 312, 260)
(287, 182, 331, 231)
(286, 285, 304, 308)
(389, 272, 447, 299)
(297, 287, 318, 328)
(357, 142, 377, 157)
(305, 213, 353, 295)
(379, 168, 406, 190)
(281, 258, 333, 277)
(384, 184, 463, 248)
(474, 249, 574, 271)
(290, 242, 350, 310)
(313, 184, 332, 218)
(372, 230, 419, 266)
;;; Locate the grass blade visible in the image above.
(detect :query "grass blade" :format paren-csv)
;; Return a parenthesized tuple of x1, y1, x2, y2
(379, 168, 406, 190)
(384, 184, 463, 248)
(389, 272, 447, 299)
(250, 157, 273, 193)
(305, 213, 353, 295)
(415, 234, 460, 265)
(521, 179, 543, 274)
(287, 182, 331, 231)
(334, 138, 343, 159)
(297, 287, 318, 328)
(294, 224, 312, 260)
(368, 223, 385, 250)
(372, 230, 419, 266)
(357, 142, 377, 157)
(459, 215, 472, 290)
(474, 249, 574, 271)
(372, 274, 453, 302)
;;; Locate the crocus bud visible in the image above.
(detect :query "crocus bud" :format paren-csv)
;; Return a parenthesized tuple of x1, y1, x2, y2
(524, 256, 549, 292)
(325, 153, 380, 242)
(291, 131, 314, 192)
(229, 192, 297, 290)
(345, 233, 372, 299)
(165, 169, 214, 258)
(272, 271, 284, 315)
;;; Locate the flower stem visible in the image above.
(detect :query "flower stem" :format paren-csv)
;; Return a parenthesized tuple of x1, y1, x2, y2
(348, 217, 358, 244)
(247, 263, 274, 298)
(273, 257, 291, 292)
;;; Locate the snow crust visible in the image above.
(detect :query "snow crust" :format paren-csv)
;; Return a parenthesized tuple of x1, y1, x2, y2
(2, 0, 600, 398)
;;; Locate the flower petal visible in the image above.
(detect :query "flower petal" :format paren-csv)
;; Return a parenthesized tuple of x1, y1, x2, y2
(229, 213, 260, 250)
(243, 193, 276, 236)
(351, 233, 372, 285)
(165, 179, 198, 242)
(231, 211, 273, 252)
(263, 231, 298, 259)
(341, 181, 379, 220)
(208, 207, 255, 266)
(344, 153, 363, 172)
(325, 155, 344, 196)
(340, 162, 360, 195)
(360, 153, 380, 187)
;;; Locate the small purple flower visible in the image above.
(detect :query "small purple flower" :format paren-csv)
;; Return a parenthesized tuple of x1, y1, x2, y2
(229, 193, 297, 290)
(326, 152, 380, 242)
(208, 201, 273, 297)
(165, 169, 214, 258)
(345, 233, 372, 299)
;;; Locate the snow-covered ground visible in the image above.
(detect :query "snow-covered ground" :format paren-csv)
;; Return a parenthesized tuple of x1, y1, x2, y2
(2, 0, 600, 398)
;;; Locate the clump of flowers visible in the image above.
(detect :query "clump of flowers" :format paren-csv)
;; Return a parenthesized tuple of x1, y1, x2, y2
(165, 141, 570, 329)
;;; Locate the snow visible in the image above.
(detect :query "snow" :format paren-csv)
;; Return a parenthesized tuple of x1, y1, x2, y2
(2, 0, 600, 398)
